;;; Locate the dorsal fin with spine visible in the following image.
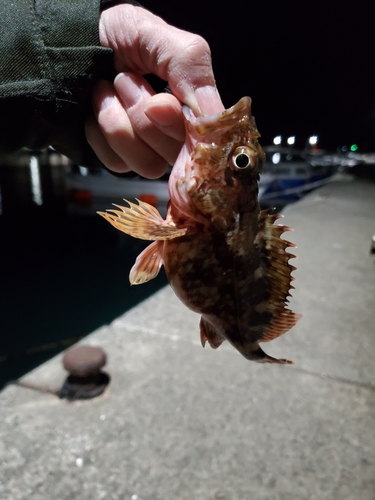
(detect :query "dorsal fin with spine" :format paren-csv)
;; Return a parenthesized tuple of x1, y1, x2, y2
(256, 208, 302, 341)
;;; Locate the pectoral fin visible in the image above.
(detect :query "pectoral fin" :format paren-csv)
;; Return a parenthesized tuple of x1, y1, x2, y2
(98, 199, 188, 241)
(129, 240, 164, 285)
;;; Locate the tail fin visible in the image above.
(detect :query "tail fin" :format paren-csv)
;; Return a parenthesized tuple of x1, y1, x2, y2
(243, 345, 293, 364)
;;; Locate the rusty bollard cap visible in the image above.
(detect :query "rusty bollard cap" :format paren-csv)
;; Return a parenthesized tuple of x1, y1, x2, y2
(63, 345, 106, 377)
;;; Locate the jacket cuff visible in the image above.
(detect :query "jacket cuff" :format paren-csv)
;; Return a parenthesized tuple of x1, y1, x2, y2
(0, 0, 115, 167)
(101, 0, 142, 10)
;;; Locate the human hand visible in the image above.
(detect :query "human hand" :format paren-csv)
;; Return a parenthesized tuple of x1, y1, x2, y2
(85, 4, 224, 178)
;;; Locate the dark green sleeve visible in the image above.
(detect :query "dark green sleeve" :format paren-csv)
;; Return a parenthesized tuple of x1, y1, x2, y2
(0, 0, 115, 168)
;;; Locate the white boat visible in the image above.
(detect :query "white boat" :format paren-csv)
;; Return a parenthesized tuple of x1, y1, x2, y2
(66, 167, 171, 216)
(259, 148, 337, 205)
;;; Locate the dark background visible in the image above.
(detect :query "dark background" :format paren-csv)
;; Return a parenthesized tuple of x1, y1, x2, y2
(142, 0, 374, 151)
(0, 193, 168, 387)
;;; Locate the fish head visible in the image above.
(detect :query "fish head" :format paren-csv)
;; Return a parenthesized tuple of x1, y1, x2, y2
(168, 96, 265, 226)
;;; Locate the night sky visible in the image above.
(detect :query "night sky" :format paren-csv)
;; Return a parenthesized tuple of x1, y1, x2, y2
(141, 1, 374, 151)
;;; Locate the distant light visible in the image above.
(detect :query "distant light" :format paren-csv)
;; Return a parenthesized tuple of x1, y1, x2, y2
(79, 166, 89, 176)
(272, 152, 281, 164)
(273, 135, 282, 145)
(309, 135, 318, 146)
(30, 156, 43, 206)
(287, 136, 295, 145)
(350, 144, 358, 152)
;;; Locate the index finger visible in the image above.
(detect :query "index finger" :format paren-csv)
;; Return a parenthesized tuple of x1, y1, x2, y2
(99, 5, 225, 116)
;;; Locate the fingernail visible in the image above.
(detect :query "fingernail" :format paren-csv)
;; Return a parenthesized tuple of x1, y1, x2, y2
(194, 86, 225, 115)
(182, 93, 201, 117)
(93, 80, 115, 113)
(101, 95, 116, 111)
(114, 72, 143, 109)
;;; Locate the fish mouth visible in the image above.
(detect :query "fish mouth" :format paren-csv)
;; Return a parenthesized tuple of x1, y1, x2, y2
(183, 96, 254, 136)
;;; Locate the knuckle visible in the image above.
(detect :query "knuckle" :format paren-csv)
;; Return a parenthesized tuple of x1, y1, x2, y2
(183, 33, 211, 61)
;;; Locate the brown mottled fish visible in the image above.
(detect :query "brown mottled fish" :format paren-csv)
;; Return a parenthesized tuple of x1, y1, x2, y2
(98, 97, 301, 363)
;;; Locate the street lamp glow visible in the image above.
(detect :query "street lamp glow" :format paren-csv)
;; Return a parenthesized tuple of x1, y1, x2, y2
(273, 135, 282, 145)
(272, 152, 281, 164)
(287, 136, 295, 145)
(309, 135, 318, 146)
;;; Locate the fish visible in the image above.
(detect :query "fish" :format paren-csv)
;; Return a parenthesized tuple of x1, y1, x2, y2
(98, 96, 301, 363)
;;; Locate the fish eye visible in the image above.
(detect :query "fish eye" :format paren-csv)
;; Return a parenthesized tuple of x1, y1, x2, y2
(231, 146, 256, 171)
(234, 153, 250, 169)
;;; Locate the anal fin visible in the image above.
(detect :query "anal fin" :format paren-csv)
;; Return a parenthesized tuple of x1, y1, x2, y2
(200, 318, 225, 349)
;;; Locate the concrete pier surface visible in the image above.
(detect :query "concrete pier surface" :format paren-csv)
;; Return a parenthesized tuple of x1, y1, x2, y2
(1, 175, 374, 500)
